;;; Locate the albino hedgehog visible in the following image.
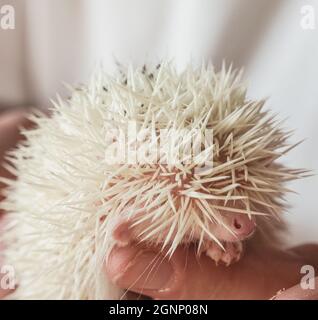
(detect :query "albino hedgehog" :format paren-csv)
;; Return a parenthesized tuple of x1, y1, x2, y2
(1, 62, 306, 299)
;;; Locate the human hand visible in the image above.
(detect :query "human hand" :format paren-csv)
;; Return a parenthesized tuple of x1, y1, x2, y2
(0, 110, 31, 184)
(0, 109, 31, 299)
(105, 242, 318, 300)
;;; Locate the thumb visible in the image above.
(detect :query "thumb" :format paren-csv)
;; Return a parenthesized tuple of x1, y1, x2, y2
(105, 243, 305, 300)
(106, 244, 203, 299)
(105, 244, 247, 299)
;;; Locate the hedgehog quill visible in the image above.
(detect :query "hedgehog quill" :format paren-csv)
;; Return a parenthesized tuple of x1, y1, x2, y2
(0, 62, 307, 299)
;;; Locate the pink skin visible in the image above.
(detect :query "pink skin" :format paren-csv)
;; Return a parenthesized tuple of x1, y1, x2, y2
(105, 243, 318, 300)
(0, 110, 32, 299)
(204, 212, 256, 242)
(112, 212, 256, 266)
(113, 212, 256, 244)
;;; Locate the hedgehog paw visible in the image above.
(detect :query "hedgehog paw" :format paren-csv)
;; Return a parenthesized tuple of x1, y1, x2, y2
(205, 241, 243, 266)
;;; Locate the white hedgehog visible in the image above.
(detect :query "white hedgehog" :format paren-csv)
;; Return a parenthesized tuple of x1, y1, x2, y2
(0, 62, 306, 299)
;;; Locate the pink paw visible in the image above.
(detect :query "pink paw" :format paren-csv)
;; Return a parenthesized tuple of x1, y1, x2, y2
(205, 241, 243, 266)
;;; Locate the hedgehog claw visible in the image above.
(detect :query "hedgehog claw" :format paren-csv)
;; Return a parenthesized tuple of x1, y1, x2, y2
(205, 241, 243, 266)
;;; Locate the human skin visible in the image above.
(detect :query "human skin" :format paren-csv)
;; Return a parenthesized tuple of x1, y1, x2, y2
(0, 110, 31, 298)
(105, 243, 318, 299)
(0, 110, 317, 300)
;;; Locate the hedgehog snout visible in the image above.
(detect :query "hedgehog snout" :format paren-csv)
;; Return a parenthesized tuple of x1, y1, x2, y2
(231, 214, 256, 240)
(210, 213, 256, 242)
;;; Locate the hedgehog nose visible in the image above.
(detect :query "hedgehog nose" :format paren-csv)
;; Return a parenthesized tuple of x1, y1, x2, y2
(231, 214, 256, 240)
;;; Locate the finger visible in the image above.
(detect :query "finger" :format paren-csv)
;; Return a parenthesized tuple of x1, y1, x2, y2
(274, 277, 318, 300)
(105, 244, 252, 299)
(105, 245, 177, 299)
(105, 244, 249, 299)
(105, 243, 307, 300)
(0, 110, 33, 299)
(0, 287, 9, 299)
(288, 244, 318, 267)
(0, 110, 33, 208)
(0, 110, 31, 156)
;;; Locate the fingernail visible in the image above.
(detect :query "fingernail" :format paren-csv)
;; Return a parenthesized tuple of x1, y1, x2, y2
(117, 250, 173, 291)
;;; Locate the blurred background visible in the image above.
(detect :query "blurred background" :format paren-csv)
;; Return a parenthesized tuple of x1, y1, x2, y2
(0, 0, 317, 245)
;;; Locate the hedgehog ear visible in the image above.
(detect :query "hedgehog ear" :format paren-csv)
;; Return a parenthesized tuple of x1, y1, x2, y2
(112, 220, 134, 247)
